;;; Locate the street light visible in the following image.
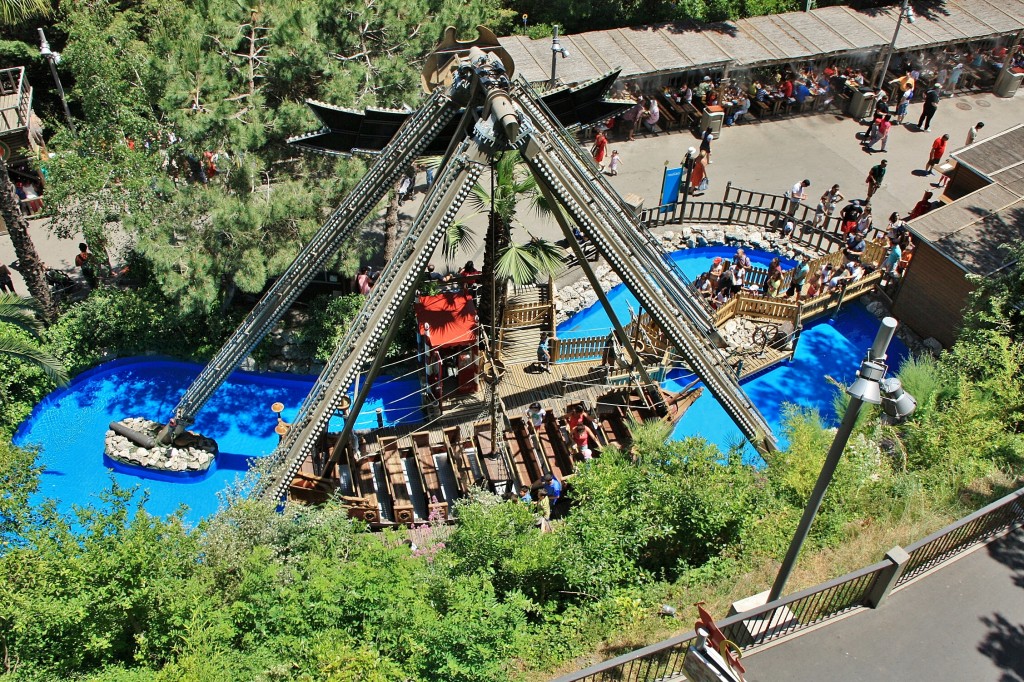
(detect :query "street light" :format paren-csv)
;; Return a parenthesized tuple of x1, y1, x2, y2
(767, 316, 915, 602)
(550, 25, 570, 90)
(873, 0, 914, 91)
(38, 28, 77, 138)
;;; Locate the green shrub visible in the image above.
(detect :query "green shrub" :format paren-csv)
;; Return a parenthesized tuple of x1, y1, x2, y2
(44, 287, 237, 374)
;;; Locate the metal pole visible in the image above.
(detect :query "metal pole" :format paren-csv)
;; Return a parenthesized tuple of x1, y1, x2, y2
(38, 28, 77, 138)
(681, 151, 694, 217)
(768, 317, 896, 601)
(873, 0, 910, 92)
(550, 26, 560, 90)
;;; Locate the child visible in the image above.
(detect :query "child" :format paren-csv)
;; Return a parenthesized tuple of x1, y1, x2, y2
(527, 402, 546, 428)
(519, 485, 533, 504)
(537, 333, 551, 373)
(896, 89, 912, 124)
(812, 198, 826, 230)
(608, 150, 621, 176)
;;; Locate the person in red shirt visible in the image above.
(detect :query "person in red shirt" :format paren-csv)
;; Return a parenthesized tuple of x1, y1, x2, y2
(925, 134, 949, 174)
(592, 130, 608, 170)
(908, 191, 934, 219)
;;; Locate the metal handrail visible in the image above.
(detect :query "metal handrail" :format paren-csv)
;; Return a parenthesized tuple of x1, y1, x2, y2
(552, 484, 1024, 682)
(897, 486, 1024, 586)
(554, 559, 890, 682)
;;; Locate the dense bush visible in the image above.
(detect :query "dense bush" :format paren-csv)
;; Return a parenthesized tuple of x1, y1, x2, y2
(43, 286, 239, 374)
(0, 338, 53, 437)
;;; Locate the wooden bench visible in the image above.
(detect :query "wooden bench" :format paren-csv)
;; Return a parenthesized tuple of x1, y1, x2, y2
(381, 436, 415, 525)
(412, 432, 449, 518)
(353, 457, 385, 523)
(509, 417, 547, 486)
(544, 411, 577, 479)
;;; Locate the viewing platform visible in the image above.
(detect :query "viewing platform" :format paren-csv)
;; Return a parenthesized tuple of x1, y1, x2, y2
(0, 66, 34, 156)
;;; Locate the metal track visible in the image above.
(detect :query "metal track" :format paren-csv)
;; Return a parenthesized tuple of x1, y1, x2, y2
(257, 139, 489, 502)
(513, 85, 776, 450)
(166, 90, 458, 430)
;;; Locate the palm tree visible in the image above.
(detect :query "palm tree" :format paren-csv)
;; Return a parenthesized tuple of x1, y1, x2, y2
(0, 0, 49, 25)
(0, 158, 56, 322)
(0, 293, 67, 384)
(444, 151, 564, 329)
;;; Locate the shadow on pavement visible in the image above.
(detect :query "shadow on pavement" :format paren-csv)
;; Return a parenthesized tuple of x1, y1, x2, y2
(978, 530, 1024, 681)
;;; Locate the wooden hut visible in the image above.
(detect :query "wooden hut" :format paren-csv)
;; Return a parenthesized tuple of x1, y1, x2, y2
(892, 124, 1024, 347)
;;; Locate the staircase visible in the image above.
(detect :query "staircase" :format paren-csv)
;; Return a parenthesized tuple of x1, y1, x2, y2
(497, 281, 554, 366)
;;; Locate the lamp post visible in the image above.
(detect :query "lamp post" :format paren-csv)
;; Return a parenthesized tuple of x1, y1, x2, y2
(767, 316, 915, 602)
(38, 28, 77, 138)
(873, 0, 915, 92)
(550, 25, 570, 90)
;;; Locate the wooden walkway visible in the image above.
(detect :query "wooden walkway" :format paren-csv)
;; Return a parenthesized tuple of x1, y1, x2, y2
(496, 359, 609, 418)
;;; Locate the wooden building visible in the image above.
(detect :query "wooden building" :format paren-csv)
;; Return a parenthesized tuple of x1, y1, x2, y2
(893, 124, 1024, 347)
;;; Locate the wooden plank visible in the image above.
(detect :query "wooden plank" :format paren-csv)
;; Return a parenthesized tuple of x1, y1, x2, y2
(412, 431, 443, 501)
(381, 437, 415, 525)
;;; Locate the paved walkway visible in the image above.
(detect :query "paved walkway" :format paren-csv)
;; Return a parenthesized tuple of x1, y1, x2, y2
(4, 86, 1023, 293)
(746, 529, 1024, 682)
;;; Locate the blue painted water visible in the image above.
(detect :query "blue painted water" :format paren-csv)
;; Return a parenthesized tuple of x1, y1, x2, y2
(13, 358, 424, 525)
(557, 246, 908, 464)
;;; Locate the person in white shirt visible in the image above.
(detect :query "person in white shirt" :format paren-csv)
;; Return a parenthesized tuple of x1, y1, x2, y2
(787, 179, 811, 216)
(966, 121, 984, 146)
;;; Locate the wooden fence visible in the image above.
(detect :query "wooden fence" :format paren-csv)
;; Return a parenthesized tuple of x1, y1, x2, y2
(552, 336, 607, 362)
(639, 183, 889, 258)
(502, 302, 550, 329)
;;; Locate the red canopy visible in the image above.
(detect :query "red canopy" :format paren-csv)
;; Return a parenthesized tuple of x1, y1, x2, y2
(415, 293, 478, 349)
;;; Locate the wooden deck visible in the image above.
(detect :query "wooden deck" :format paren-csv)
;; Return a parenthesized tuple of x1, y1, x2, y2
(496, 359, 609, 419)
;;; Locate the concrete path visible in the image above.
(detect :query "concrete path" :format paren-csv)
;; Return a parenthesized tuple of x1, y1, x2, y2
(4, 86, 1022, 293)
(746, 529, 1024, 682)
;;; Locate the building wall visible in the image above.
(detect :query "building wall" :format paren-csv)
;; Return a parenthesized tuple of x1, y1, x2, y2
(892, 241, 976, 348)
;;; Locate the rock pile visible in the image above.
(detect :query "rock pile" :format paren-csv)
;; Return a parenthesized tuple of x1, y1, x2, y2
(717, 316, 792, 357)
(105, 417, 217, 473)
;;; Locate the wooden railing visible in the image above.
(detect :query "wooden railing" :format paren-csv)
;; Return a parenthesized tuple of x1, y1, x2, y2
(639, 183, 889, 259)
(552, 336, 607, 362)
(798, 270, 885, 320)
(0, 66, 31, 134)
(502, 302, 550, 328)
(554, 485, 1024, 682)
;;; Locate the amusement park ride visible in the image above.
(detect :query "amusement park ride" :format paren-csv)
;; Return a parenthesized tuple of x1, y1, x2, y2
(116, 27, 776, 519)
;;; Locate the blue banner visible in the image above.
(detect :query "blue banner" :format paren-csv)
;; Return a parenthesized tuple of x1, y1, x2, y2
(660, 166, 683, 213)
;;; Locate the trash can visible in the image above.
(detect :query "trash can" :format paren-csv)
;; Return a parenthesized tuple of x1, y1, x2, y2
(994, 68, 1024, 98)
(848, 88, 876, 120)
(700, 105, 725, 138)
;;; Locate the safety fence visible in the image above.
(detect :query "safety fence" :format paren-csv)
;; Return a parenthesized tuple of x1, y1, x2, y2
(552, 485, 1024, 682)
(896, 486, 1024, 587)
(640, 182, 889, 256)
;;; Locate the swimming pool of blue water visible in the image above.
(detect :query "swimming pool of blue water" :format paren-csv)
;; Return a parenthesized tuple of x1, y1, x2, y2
(664, 301, 908, 463)
(13, 358, 424, 525)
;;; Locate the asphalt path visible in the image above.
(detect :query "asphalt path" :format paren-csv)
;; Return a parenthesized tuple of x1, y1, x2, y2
(746, 529, 1024, 682)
